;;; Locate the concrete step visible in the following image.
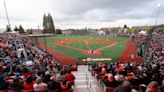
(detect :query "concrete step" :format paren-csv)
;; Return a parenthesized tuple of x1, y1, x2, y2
(73, 65, 104, 92)
(74, 87, 89, 92)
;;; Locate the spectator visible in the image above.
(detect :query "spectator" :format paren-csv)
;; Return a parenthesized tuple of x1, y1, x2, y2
(146, 81, 160, 92)
(65, 70, 75, 86)
(8, 78, 23, 91)
(160, 79, 164, 92)
(102, 73, 118, 87)
(60, 80, 72, 92)
(23, 76, 34, 90)
(114, 80, 131, 92)
(43, 71, 51, 83)
(33, 77, 47, 92)
(47, 76, 60, 92)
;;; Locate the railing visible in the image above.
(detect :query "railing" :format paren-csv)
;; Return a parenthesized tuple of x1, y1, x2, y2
(86, 68, 96, 92)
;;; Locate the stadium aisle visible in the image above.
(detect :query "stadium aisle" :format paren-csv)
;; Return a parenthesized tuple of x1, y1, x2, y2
(72, 65, 103, 92)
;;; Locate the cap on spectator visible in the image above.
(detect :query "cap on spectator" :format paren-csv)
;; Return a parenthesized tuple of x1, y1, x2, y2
(45, 71, 50, 75)
(15, 72, 20, 77)
(50, 76, 56, 81)
(108, 73, 113, 78)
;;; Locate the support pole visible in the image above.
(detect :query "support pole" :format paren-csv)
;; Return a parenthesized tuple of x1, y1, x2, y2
(4, 1, 11, 27)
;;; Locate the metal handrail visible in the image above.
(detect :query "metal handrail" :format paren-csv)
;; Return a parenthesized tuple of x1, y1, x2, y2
(86, 68, 96, 92)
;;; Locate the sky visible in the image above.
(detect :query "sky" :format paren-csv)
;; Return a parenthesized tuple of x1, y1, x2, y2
(0, 0, 164, 29)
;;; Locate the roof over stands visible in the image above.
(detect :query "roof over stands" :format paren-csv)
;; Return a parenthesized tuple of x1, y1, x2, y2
(28, 34, 54, 37)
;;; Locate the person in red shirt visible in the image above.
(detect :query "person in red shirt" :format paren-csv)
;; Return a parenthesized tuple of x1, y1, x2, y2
(65, 70, 75, 86)
(98, 62, 105, 68)
(60, 80, 72, 92)
(24, 76, 35, 90)
(101, 68, 107, 75)
(71, 65, 77, 71)
(146, 81, 160, 92)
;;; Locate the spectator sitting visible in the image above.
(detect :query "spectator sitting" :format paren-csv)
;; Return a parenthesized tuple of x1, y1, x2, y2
(102, 73, 118, 87)
(98, 62, 105, 68)
(33, 77, 47, 92)
(71, 64, 77, 71)
(60, 69, 66, 81)
(47, 76, 60, 92)
(0, 67, 8, 90)
(146, 81, 160, 92)
(97, 67, 107, 80)
(23, 76, 34, 90)
(117, 75, 125, 84)
(114, 80, 131, 92)
(43, 71, 51, 83)
(56, 73, 62, 82)
(8, 78, 23, 91)
(65, 70, 75, 86)
(160, 79, 164, 92)
(60, 80, 72, 92)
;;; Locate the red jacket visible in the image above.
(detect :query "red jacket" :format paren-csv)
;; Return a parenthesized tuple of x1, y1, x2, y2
(66, 73, 75, 81)
(24, 81, 35, 90)
(150, 87, 160, 92)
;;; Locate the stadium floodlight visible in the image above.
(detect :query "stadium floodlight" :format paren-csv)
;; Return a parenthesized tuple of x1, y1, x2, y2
(157, 3, 160, 8)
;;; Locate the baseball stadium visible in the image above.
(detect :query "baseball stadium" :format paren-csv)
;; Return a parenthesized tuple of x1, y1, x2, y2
(0, 0, 164, 92)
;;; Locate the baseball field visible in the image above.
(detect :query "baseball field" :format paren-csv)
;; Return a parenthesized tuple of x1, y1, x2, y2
(38, 35, 142, 64)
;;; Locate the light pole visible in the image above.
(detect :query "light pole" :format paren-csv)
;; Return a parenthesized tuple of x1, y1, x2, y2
(154, 3, 160, 26)
(4, 1, 11, 28)
(142, 2, 161, 62)
(44, 32, 47, 52)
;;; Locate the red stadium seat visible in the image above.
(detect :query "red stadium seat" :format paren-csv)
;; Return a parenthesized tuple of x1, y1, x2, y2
(104, 87, 116, 92)
(0, 90, 8, 92)
(21, 89, 34, 92)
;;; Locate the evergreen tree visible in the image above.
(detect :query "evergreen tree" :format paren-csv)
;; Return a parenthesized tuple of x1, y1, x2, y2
(26, 29, 32, 34)
(48, 13, 55, 33)
(43, 14, 46, 28)
(56, 29, 62, 34)
(42, 13, 55, 34)
(14, 26, 19, 31)
(6, 25, 11, 32)
(19, 25, 25, 33)
(43, 14, 46, 33)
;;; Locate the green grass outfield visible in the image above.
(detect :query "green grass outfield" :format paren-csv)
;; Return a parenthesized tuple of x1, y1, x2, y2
(65, 41, 108, 50)
(38, 35, 129, 63)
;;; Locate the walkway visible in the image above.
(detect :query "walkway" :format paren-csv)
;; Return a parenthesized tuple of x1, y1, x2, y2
(72, 65, 103, 92)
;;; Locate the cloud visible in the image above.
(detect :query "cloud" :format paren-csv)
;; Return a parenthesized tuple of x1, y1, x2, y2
(0, 0, 163, 29)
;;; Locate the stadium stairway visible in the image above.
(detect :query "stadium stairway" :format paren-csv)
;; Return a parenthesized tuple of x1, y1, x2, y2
(72, 65, 103, 92)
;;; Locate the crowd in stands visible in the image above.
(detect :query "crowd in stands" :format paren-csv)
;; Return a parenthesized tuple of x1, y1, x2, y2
(133, 29, 163, 62)
(145, 30, 164, 62)
(88, 29, 164, 92)
(0, 34, 76, 92)
(133, 34, 147, 47)
(89, 61, 164, 92)
(0, 28, 163, 92)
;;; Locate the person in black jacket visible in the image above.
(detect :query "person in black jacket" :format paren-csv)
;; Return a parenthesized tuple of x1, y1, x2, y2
(160, 79, 164, 92)
(114, 80, 131, 92)
(102, 74, 118, 87)
(8, 78, 23, 91)
(47, 76, 60, 91)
